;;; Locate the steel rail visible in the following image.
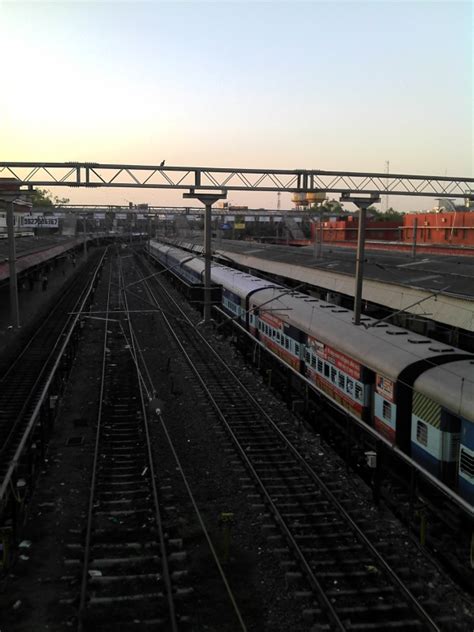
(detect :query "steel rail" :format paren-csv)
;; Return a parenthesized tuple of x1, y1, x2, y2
(125, 259, 249, 632)
(0, 250, 106, 504)
(77, 254, 113, 630)
(0, 259, 91, 383)
(117, 253, 179, 632)
(136, 253, 442, 632)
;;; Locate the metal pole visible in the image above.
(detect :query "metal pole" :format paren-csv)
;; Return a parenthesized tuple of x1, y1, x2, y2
(203, 201, 212, 324)
(83, 215, 88, 259)
(412, 217, 418, 259)
(7, 201, 20, 328)
(354, 205, 367, 325)
(318, 215, 323, 258)
(183, 191, 226, 325)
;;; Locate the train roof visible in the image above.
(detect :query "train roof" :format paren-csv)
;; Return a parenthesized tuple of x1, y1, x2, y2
(151, 242, 473, 417)
(413, 360, 474, 420)
(210, 265, 280, 296)
(247, 287, 472, 381)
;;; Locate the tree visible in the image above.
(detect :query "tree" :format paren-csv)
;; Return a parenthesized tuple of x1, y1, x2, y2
(31, 188, 53, 207)
(31, 188, 70, 207)
(367, 206, 404, 222)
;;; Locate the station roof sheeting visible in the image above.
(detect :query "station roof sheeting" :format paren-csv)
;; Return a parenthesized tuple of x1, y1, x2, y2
(0, 237, 83, 282)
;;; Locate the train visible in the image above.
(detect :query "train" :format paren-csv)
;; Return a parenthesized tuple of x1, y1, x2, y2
(147, 240, 474, 507)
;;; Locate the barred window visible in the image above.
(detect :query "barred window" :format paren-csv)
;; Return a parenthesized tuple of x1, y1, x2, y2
(460, 449, 474, 479)
(382, 400, 391, 421)
(417, 420, 428, 446)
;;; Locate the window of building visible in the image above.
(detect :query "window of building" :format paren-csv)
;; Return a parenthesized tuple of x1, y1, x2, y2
(355, 383, 364, 402)
(311, 356, 316, 368)
(305, 350, 310, 363)
(294, 343, 300, 357)
(330, 367, 337, 383)
(338, 373, 345, 390)
(317, 358, 323, 373)
(324, 363, 330, 378)
(417, 420, 428, 446)
(382, 400, 391, 421)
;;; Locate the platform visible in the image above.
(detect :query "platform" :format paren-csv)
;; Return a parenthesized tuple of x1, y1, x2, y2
(178, 237, 474, 333)
(0, 235, 85, 284)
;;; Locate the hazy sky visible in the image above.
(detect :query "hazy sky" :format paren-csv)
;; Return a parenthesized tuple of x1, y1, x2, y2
(1, 1, 472, 210)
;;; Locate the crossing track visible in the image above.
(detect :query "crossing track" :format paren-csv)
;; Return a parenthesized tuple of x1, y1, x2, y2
(0, 251, 105, 519)
(78, 250, 188, 632)
(130, 251, 450, 632)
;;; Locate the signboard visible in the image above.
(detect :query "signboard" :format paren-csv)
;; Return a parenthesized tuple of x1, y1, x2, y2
(116, 213, 128, 220)
(22, 215, 59, 228)
(308, 335, 361, 379)
(259, 216, 270, 222)
(234, 223, 245, 229)
(245, 216, 255, 222)
(136, 214, 146, 220)
(94, 213, 106, 220)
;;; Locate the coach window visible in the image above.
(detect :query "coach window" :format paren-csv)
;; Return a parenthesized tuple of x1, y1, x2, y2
(417, 420, 428, 446)
(460, 449, 474, 479)
(382, 400, 392, 421)
(346, 378, 354, 396)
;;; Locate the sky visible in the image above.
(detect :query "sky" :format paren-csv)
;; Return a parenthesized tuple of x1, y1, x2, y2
(0, 0, 472, 211)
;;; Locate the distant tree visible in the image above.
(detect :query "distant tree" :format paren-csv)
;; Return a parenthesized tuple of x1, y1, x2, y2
(31, 188, 70, 207)
(368, 206, 404, 221)
(311, 198, 346, 217)
(32, 188, 54, 207)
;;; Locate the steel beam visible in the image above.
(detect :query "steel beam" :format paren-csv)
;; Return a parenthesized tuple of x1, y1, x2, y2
(0, 162, 472, 198)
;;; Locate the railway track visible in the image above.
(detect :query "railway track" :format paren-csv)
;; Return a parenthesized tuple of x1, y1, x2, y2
(77, 251, 191, 632)
(132, 251, 454, 632)
(0, 251, 104, 494)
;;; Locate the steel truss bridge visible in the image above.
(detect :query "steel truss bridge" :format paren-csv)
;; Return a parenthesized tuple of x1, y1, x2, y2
(1, 162, 473, 199)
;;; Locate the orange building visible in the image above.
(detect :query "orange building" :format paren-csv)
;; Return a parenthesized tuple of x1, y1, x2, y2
(403, 211, 474, 246)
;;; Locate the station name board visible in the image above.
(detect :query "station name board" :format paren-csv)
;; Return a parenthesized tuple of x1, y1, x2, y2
(22, 215, 59, 228)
